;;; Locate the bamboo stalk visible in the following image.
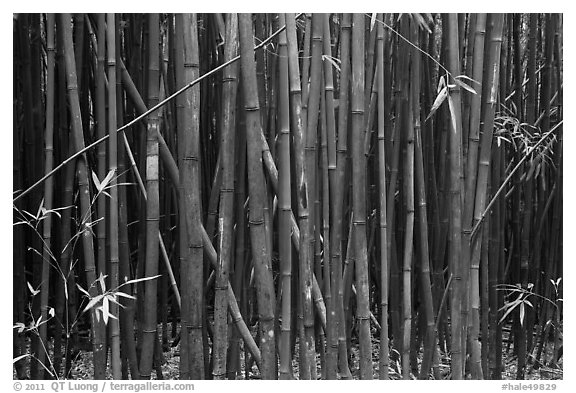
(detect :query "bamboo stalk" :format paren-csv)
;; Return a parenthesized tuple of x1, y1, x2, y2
(376, 14, 389, 380)
(277, 13, 293, 381)
(37, 13, 55, 380)
(138, 14, 160, 380)
(59, 13, 105, 379)
(212, 13, 238, 380)
(239, 13, 277, 380)
(106, 13, 122, 380)
(445, 12, 464, 380)
(285, 12, 316, 380)
(351, 13, 372, 380)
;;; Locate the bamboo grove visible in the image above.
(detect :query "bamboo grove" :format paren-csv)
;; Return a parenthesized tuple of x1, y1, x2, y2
(13, 13, 563, 380)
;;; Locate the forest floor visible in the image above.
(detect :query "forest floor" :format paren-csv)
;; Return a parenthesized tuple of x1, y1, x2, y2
(14, 322, 562, 380)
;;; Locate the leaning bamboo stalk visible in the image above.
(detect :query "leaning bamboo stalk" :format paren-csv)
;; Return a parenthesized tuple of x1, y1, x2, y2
(59, 13, 105, 379)
(212, 13, 238, 380)
(239, 13, 277, 380)
(351, 13, 372, 380)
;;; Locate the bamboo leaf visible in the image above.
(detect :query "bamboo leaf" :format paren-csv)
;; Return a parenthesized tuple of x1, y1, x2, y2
(425, 86, 447, 122)
(115, 291, 136, 300)
(437, 75, 446, 93)
(412, 13, 432, 34)
(322, 55, 341, 72)
(455, 74, 481, 86)
(499, 303, 518, 325)
(83, 294, 103, 313)
(519, 302, 525, 326)
(453, 78, 477, 94)
(92, 171, 101, 191)
(100, 170, 115, 191)
(121, 274, 161, 287)
(370, 13, 377, 31)
(27, 281, 40, 296)
(102, 297, 109, 325)
(96, 272, 107, 293)
(76, 283, 90, 298)
(13, 354, 28, 363)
